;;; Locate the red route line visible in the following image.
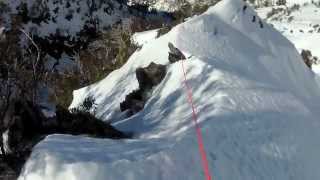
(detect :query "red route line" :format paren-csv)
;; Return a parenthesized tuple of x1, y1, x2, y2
(180, 59, 213, 180)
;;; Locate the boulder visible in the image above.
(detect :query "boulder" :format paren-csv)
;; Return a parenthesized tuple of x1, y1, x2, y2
(301, 49, 313, 68)
(168, 42, 186, 63)
(136, 62, 167, 90)
(120, 62, 167, 116)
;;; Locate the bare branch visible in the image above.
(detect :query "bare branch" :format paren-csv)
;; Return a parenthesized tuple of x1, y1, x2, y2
(19, 28, 41, 103)
(19, 28, 41, 71)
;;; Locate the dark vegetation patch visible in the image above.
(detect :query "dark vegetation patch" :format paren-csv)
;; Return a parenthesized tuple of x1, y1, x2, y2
(0, 99, 129, 179)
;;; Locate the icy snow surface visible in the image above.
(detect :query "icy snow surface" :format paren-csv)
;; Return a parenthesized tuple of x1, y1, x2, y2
(20, 0, 320, 179)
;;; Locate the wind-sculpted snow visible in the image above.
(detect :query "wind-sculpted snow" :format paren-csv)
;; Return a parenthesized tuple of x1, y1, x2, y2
(19, 0, 320, 179)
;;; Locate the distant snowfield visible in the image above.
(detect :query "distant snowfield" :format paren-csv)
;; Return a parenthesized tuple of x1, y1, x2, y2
(257, 3, 320, 75)
(132, 29, 159, 46)
(20, 0, 320, 180)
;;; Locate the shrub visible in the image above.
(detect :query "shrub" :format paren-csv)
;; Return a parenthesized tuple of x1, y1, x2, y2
(80, 96, 97, 113)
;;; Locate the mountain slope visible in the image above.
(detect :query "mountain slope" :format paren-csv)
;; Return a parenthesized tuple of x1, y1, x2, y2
(2, 0, 129, 37)
(257, 2, 320, 75)
(19, 0, 320, 179)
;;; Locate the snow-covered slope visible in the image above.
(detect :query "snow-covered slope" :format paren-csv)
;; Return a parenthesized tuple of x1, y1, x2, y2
(152, 0, 219, 12)
(19, 0, 320, 179)
(132, 29, 159, 46)
(2, 0, 130, 37)
(130, 0, 220, 12)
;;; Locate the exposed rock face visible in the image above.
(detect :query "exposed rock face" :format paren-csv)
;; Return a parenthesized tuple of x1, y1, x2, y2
(2, 101, 44, 155)
(136, 62, 167, 90)
(120, 43, 187, 117)
(168, 42, 186, 63)
(0, 99, 128, 179)
(301, 49, 313, 68)
(120, 62, 166, 115)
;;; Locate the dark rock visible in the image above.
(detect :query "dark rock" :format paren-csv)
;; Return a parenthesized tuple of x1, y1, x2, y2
(0, 155, 20, 180)
(252, 15, 256, 22)
(120, 62, 167, 116)
(0, 100, 46, 179)
(259, 19, 264, 28)
(301, 49, 313, 68)
(2, 101, 44, 154)
(56, 106, 128, 139)
(0, 64, 8, 79)
(120, 89, 145, 115)
(168, 42, 186, 63)
(243, 5, 247, 13)
(136, 62, 167, 90)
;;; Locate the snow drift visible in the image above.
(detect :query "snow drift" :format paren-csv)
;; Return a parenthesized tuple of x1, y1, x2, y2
(19, 0, 320, 179)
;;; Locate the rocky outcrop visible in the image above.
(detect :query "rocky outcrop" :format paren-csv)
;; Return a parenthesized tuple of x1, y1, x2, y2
(168, 42, 186, 63)
(301, 49, 317, 69)
(120, 43, 187, 117)
(0, 154, 26, 180)
(136, 62, 167, 90)
(120, 62, 167, 116)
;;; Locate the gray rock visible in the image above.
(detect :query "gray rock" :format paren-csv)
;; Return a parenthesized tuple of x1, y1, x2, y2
(120, 62, 167, 116)
(168, 42, 186, 63)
